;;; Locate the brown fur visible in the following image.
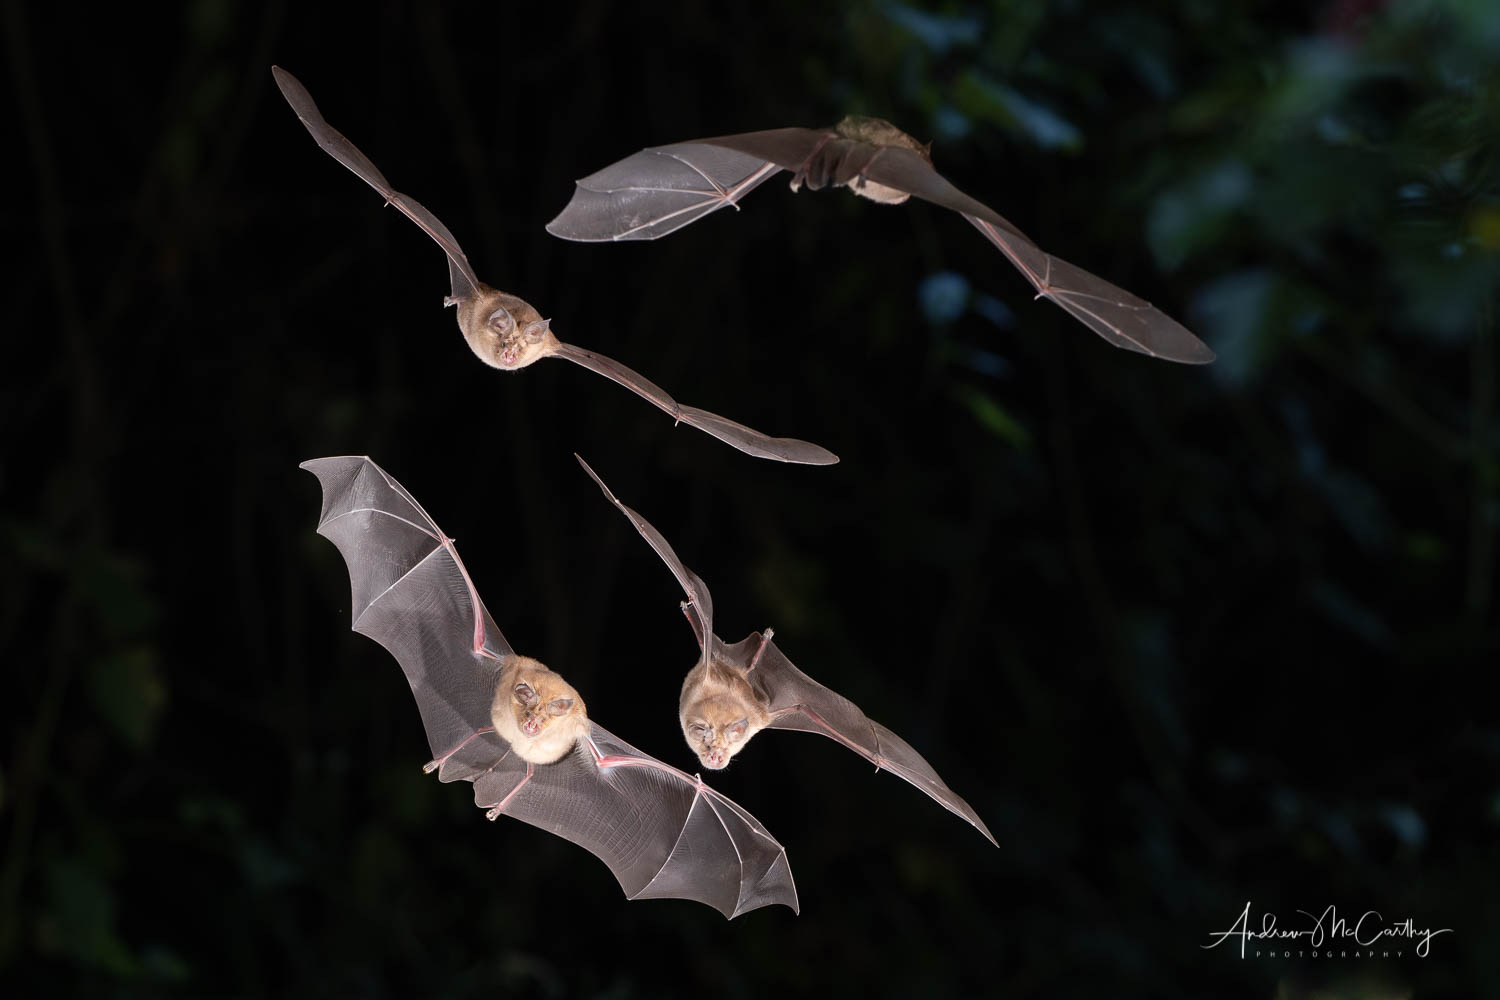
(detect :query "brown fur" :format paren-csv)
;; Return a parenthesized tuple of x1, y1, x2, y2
(678, 656, 771, 770)
(833, 114, 932, 205)
(455, 284, 560, 370)
(492, 655, 588, 764)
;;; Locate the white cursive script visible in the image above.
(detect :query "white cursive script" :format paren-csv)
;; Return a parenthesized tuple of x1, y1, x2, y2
(1202, 902, 1453, 958)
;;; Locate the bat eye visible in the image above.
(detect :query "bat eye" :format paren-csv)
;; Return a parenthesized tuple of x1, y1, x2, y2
(514, 683, 537, 706)
(487, 306, 514, 333)
(689, 723, 708, 738)
(523, 319, 550, 343)
(547, 698, 573, 717)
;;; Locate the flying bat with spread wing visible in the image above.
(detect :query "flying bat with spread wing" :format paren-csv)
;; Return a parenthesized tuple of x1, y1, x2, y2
(302, 455, 798, 918)
(575, 454, 996, 846)
(548, 115, 1213, 364)
(273, 67, 836, 465)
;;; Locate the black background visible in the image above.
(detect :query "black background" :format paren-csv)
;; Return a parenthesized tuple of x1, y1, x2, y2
(3, 0, 1495, 996)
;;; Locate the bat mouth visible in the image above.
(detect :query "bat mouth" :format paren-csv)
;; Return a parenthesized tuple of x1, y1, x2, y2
(703, 750, 727, 770)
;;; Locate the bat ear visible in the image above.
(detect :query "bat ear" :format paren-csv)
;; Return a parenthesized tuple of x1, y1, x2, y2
(725, 719, 749, 740)
(487, 305, 514, 333)
(514, 682, 538, 706)
(523, 319, 550, 343)
(546, 697, 574, 717)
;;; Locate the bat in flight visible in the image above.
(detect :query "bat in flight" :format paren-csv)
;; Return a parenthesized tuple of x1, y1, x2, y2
(575, 455, 997, 846)
(302, 455, 799, 918)
(272, 67, 836, 465)
(548, 115, 1214, 364)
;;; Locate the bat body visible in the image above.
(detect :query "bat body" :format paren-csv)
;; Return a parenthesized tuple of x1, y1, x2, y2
(302, 455, 798, 917)
(272, 67, 836, 465)
(548, 115, 1215, 364)
(576, 455, 997, 846)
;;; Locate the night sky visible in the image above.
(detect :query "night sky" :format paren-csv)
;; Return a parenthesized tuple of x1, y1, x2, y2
(3, 1, 1495, 996)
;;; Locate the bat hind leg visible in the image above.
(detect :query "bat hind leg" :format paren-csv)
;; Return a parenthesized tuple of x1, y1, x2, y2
(484, 762, 535, 820)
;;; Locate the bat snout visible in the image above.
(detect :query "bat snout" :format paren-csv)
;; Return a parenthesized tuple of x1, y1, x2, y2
(522, 716, 542, 736)
(703, 749, 728, 770)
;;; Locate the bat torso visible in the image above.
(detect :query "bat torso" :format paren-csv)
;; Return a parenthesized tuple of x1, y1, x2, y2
(455, 284, 560, 370)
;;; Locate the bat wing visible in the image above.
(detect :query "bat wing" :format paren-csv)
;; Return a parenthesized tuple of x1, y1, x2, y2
(574, 458, 994, 845)
(272, 66, 481, 302)
(545, 134, 809, 241)
(573, 454, 716, 659)
(856, 147, 1216, 364)
(454, 723, 798, 918)
(725, 632, 997, 846)
(302, 456, 797, 917)
(549, 125, 1212, 364)
(552, 342, 838, 466)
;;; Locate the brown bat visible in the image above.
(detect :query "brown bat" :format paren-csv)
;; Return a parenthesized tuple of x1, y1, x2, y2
(575, 455, 997, 846)
(272, 67, 836, 465)
(548, 115, 1214, 364)
(302, 455, 798, 917)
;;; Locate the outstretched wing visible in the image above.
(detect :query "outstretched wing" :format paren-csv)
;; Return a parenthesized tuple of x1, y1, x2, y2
(302, 455, 798, 917)
(573, 454, 717, 660)
(574, 456, 994, 845)
(554, 346, 839, 466)
(545, 133, 813, 241)
(272, 66, 481, 302)
(723, 632, 996, 846)
(854, 148, 1215, 364)
(548, 125, 1213, 364)
(443, 724, 798, 918)
(302, 455, 508, 761)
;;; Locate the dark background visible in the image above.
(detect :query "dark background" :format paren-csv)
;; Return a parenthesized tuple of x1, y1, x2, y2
(3, 0, 1495, 996)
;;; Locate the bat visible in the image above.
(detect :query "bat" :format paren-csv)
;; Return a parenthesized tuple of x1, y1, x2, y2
(272, 67, 836, 466)
(547, 115, 1215, 364)
(575, 454, 997, 846)
(301, 455, 799, 918)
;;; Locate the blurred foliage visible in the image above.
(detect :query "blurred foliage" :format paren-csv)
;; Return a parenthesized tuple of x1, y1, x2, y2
(1, 0, 1496, 997)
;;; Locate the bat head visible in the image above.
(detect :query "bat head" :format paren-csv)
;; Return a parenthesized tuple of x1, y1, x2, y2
(456, 287, 558, 370)
(492, 656, 589, 765)
(681, 693, 762, 771)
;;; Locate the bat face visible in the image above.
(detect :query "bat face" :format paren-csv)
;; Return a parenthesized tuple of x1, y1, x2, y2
(455, 286, 559, 370)
(679, 659, 770, 770)
(491, 655, 589, 764)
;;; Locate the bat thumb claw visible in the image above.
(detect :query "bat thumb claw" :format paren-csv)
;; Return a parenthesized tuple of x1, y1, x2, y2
(485, 805, 502, 821)
(422, 758, 441, 774)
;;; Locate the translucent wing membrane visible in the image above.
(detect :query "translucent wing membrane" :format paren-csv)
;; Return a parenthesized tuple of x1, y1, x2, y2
(548, 125, 1213, 363)
(302, 456, 797, 917)
(577, 457, 995, 845)
(273, 67, 481, 301)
